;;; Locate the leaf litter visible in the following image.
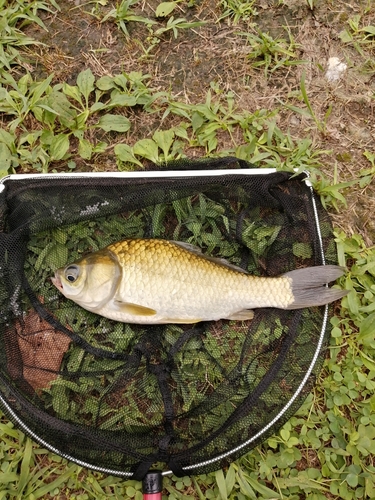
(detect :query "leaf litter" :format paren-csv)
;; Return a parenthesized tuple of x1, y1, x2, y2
(9, 308, 71, 392)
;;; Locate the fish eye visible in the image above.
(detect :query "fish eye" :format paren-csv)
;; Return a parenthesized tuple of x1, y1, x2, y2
(65, 265, 79, 283)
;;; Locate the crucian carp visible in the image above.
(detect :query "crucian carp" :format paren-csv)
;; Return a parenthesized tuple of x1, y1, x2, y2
(52, 239, 347, 324)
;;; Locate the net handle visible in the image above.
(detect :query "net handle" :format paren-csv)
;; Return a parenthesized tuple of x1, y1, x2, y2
(142, 471, 163, 500)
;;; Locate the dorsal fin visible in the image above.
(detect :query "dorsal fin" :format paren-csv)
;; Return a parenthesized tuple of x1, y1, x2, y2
(171, 240, 248, 274)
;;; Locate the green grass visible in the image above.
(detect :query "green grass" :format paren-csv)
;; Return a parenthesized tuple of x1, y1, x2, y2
(240, 26, 304, 78)
(0, 0, 375, 499)
(0, 68, 332, 175)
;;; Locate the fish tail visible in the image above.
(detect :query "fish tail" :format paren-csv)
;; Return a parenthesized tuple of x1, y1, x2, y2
(283, 265, 347, 309)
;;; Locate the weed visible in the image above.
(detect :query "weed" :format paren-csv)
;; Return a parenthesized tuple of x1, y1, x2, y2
(0, 69, 164, 173)
(137, 16, 206, 59)
(99, 0, 205, 56)
(154, 16, 206, 38)
(155, 1, 186, 18)
(101, 0, 156, 37)
(278, 72, 332, 136)
(217, 0, 258, 25)
(240, 26, 304, 77)
(309, 163, 358, 212)
(0, 0, 59, 73)
(339, 13, 375, 52)
(306, 0, 314, 10)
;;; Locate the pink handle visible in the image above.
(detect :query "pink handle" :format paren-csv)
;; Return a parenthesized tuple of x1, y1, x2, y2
(142, 471, 163, 500)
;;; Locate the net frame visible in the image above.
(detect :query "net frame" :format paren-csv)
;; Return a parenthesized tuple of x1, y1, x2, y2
(0, 165, 334, 478)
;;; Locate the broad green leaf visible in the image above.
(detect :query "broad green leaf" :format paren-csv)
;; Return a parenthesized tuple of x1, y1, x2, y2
(225, 465, 236, 497)
(156, 2, 176, 17)
(173, 124, 189, 140)
(107, 93, 137, 108)
(40, 129, 54, 146)
(195, 103, 218, 122)
(78, 138, 93, 159)
(215, 470, 227, 500)
(17, 73, 32, 94)
(0, 129, 15, 145)
(0, 169, 10, 179)
(90, 101, 105, 112)
(32, 105, 44, 122)
(126, 486, 137, 497)
(357, 311, 375, 344)
(346, 473, 358, 488)
(0, 472, 20, 483)
(76, 110, 89, 129)
(77, 68, 95, 103)
(97, 114, 131, 132)
(0, 87, 9, 103)
(50, 133, 70, 160)
(360, 301, 375, 313)
(52, 229, 67, 245)
(36, 103, 60, 115)
(191, 111, 204, 131)
(47, 91, 77, 127)
(0, 142, 12, 173)
(280, 427, 290, 441)
(335, 237, 346, 267)
(30, 74, 53, 107)
(96, 75, 116, 91)
(114, 143, 143, 167)
(357, 424, 375, 454)
(113, 74, 130, 90)
(63, 83, 83, 105)
(45, 242, 69, 269)
(93, 141, 108, 153)
(366, 478, 375, 499)
(345, 276, 359, 316)
(360, 25, 375, 36)
(35, 242, 54, 271)
(153, 129, 174, 158)
(133, 138, 159, 163)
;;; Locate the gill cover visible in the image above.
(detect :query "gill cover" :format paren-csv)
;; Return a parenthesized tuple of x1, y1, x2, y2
(58, 249, 122, 310)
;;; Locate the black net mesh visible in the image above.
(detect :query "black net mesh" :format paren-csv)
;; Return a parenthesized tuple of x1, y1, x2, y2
(0, 158, 338, 479)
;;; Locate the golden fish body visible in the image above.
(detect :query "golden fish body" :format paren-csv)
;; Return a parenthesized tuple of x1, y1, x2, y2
(52, 239, 346, 324)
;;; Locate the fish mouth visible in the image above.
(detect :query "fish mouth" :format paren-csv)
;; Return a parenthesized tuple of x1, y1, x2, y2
(51, 273, 63, 291)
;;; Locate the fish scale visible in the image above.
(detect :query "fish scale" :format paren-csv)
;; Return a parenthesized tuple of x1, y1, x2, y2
(52, 239, 347, 324)
(109, 239, 293, 315)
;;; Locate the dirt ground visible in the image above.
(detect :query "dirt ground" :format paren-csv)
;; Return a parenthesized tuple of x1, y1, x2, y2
(23, 0, 375, 244)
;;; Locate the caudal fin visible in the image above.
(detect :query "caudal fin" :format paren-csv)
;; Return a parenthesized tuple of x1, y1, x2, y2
(283, 265, 347, 309)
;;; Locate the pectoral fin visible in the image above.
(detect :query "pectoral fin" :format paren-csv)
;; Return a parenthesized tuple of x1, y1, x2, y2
(224, 310, 254, 321)
(114, 300, 157, 316)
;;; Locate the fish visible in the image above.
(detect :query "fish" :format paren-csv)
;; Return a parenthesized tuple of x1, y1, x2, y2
(51, 238, 347, 325)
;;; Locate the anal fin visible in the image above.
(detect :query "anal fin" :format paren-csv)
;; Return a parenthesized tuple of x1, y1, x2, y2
(224, 310, 254, 321)
(160, 317, 203, 324)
